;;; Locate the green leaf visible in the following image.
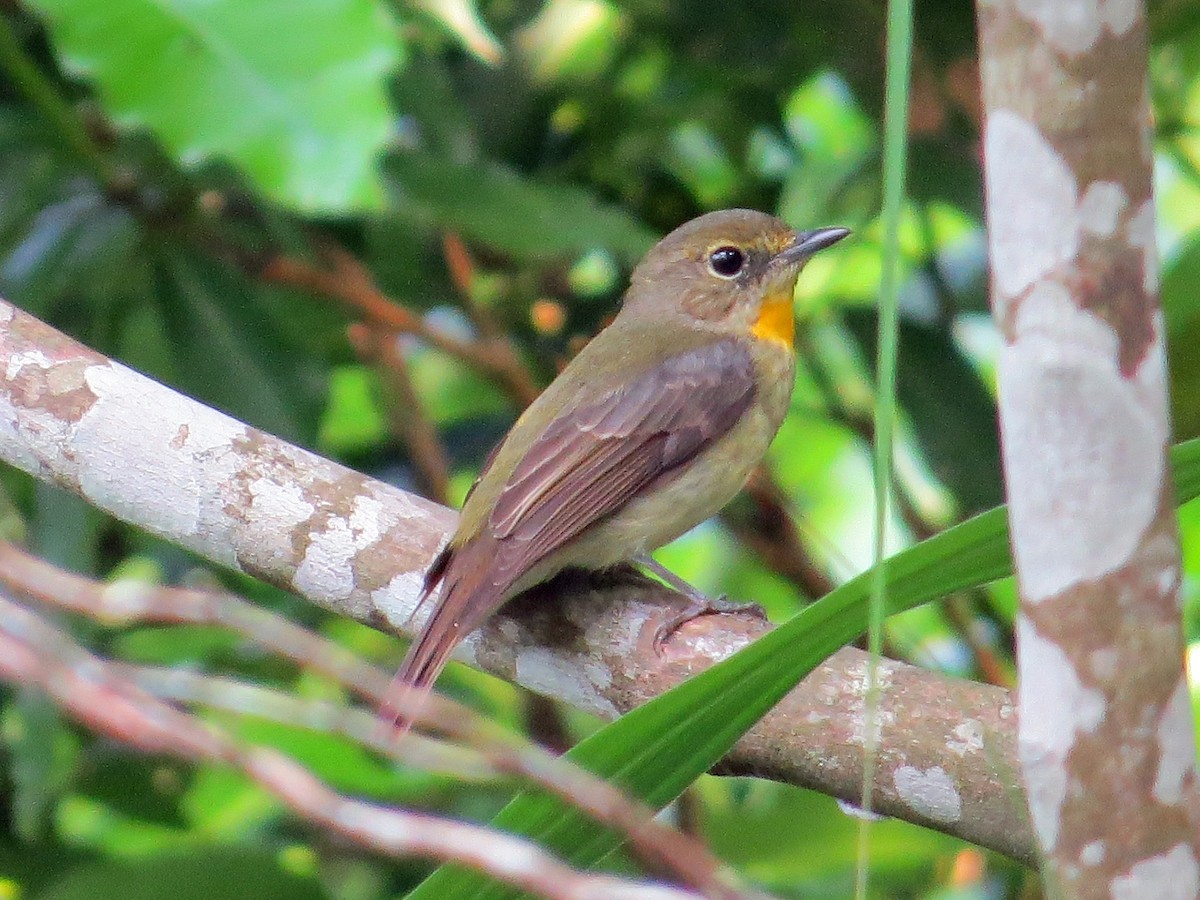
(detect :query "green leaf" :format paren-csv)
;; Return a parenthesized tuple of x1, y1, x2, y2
(383, 151, 657, 264)
(408, 345, 511, 428)
(38, 849, 324, 900)
(1163, 236, 1200, 440)
(73, 750, 191, 828)
(112, 625, 241, 666)
(1163, 235, 1200, 335)
(318, 365, 389, 456)
(0, 843, 91, 896)
(1175, 439, 1200, 500)
(778, 70, 875, 227)
(700, 781, 969, 893)
(907, 138, 985, 220)
(410, 438, 1200, 898)
(9, 689, 74, 841)
(31, 482, 101, 571)
(231, 719, 420, 798)
(845, 313, 1004, 515)
(26, 0, 402, 212)
(666, 121, 742, 207)
(515, 0, 624, 84)
(152, 248, 325, 443)
(0, 109, 149, 322)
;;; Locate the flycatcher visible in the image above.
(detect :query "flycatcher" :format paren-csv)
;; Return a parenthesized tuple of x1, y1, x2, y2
(385, 208, 849, 731)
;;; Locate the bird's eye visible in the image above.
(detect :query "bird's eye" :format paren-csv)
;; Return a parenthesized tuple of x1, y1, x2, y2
(708, 246, 746, 278)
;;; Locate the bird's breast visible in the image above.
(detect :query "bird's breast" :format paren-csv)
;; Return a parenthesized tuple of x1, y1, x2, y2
(749, 338, 797, 435)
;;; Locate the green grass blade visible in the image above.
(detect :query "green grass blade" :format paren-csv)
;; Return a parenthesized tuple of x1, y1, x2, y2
(408, 437, 1200, 898)
(862, 0, 914, 887)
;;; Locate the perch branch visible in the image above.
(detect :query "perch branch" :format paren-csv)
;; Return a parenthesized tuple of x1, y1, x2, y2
(0, 297, 1033, 862)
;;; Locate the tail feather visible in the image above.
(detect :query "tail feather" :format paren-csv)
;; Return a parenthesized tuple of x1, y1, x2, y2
(379, 595, 464, 736)
(379, 541, 508, 738)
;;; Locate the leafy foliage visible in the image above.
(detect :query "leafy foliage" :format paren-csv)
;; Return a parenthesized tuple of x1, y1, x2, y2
(0, 0, 1198, 898)
(25, 0, 402, 212)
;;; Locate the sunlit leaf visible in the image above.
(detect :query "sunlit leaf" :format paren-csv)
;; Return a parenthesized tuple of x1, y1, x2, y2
(516, 0, 623, 83)
(383, 151, 657, 263)
(412, 0, 503, 65)
(26, 0, 402, 212)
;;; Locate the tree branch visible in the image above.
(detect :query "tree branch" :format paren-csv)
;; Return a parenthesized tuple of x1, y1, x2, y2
(259, 244, 541, 407)
(0, 297, 1034, 862)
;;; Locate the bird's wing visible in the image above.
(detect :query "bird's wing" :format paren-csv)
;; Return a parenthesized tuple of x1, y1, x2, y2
(485, 337, 756, 583)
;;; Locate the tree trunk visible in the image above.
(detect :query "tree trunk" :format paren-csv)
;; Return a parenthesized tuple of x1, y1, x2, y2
(977, 0, 1200, 893)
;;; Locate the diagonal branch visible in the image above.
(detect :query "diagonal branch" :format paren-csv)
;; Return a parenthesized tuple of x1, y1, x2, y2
(259, 243, 541, 407)
(0, 297, 1034, 862)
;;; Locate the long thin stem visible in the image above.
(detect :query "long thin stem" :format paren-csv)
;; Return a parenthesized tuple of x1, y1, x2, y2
(857, 0, 913, 894)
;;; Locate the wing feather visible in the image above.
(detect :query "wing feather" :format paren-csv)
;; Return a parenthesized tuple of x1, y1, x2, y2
(488, 339, 756, 577)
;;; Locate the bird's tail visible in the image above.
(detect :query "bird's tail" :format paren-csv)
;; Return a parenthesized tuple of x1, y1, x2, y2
(379, 596, 463, 737)
(379, 543, 504, 738)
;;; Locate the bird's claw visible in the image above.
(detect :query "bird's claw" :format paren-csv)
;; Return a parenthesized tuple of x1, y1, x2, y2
(652, 594, 767, 653)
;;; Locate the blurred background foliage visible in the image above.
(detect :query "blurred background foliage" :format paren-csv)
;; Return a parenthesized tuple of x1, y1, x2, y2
(0, 0, 1198, 896)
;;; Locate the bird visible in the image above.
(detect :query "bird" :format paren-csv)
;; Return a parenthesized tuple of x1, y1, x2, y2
(382, 208, 849, 733)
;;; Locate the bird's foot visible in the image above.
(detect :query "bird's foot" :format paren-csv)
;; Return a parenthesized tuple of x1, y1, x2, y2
(633, 553, 766, 653)
(651, 594, 767, 653)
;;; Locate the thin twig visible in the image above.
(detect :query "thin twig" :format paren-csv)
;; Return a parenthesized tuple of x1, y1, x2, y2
(0, 540, 739, 897)
(347, 323, 452, 505)
(115, 664, 492, 776)
(442, 231, 501, 339)
(941, 594, 1014, 688)
(260, 245, 541, 407)
(0, 294, 1037, 862)
(0, 594, 702, 900)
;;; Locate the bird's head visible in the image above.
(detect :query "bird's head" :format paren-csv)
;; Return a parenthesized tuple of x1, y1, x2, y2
(623, 208, 850, 348)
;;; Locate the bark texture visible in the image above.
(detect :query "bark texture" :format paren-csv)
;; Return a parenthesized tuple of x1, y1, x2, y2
(977, 0, 1200, 892)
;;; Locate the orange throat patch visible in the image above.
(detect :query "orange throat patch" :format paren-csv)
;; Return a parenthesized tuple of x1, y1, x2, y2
(751, 286, 796, 349)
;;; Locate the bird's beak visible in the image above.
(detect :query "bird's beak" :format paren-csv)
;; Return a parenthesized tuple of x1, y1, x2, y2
(771, 226, 852, 270)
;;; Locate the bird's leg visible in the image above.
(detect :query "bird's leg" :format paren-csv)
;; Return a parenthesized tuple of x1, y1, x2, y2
(634, 552, 712, 601)
(633, 553, 766, 652)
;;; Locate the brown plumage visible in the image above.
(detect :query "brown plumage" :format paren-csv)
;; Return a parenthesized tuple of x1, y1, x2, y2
(382, 209, 849, 733)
